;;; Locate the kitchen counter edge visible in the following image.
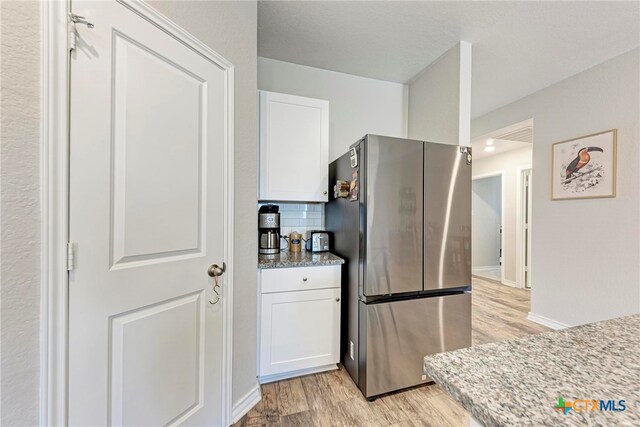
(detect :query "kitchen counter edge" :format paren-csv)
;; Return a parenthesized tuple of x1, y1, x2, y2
(258, 251, 344, 269)
(423, 315, 640, 427)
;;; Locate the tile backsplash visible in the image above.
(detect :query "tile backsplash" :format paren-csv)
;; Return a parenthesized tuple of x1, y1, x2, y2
(258, 202, 325, 237)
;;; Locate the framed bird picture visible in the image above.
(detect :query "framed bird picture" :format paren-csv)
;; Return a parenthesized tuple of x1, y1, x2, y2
(552, 129, 617, 200)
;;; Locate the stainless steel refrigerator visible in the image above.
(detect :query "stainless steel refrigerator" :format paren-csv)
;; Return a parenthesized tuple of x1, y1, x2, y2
(326, 134, 472, 399)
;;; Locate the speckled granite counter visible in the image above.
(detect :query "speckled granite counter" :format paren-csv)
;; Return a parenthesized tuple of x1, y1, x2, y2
(258, 251, 344, 269)
(424, 315, 640, 426)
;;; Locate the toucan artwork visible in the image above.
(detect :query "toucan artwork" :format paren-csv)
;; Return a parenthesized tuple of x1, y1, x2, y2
(552, 129, 616, 200)
(565, 146, 604, 180)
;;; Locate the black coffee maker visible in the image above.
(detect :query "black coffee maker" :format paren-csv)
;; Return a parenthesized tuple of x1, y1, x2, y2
(258, 204, 280, 254)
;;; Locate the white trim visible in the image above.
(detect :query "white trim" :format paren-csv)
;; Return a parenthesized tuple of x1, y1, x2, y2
(41, 1, 71, 424)
(527, 313, 570, 330)
(516, 165, 533, 290)
(458, 41, 472, 146)
(221, 47, 235, 427)
(42, 1, 235, 425)
(231, 383, 261, 424)
(258, 364, 339, 384)
(472, 265, 501, 272)
(502, 279, 518, 288)
(471, 170, 503, 181)
(472, 171, 506, 285)
(117, 0, 233, 69)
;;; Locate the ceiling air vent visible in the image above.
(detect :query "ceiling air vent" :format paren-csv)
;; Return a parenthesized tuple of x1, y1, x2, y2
(495, 126, 533, 143)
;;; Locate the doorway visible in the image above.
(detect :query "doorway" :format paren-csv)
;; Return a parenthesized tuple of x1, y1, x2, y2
(471, 174, 503, 283)
(470, 119, 533, 289)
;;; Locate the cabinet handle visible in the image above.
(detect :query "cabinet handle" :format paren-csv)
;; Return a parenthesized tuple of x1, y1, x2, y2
(336, 297, 340, 302)
(302, 277, 308, 282)
(323, 190, 328, 195)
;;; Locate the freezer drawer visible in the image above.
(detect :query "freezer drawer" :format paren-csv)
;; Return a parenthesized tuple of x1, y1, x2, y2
(360, 293, 471, 398)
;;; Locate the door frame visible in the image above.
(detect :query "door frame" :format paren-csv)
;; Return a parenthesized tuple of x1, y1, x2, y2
(41, 1, 236, 425)
(516, 166, 533, 289)
(471, 171, 505, 285)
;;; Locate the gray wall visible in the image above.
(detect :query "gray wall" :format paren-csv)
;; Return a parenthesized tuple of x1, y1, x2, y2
(408, 42, 471, 145)
(1, 1, 42, 425)
(258, 57, 408, 161)
(472, 48, 640, 326)
(149, 0, 259, 405)
(472, 176, 502, 268)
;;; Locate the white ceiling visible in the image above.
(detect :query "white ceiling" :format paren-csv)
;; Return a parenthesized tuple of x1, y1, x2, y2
(471, 119, 533, 159)
(258, 1, 640, 118)
(471, 138, 531, 160)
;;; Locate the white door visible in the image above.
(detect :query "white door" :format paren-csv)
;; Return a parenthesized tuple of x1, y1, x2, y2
(259, 91, 329, 202)
(68, 1, 230, 425)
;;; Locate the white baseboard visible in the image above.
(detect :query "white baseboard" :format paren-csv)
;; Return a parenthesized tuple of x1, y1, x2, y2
(231, 382, 261, 424)
(527, 312, 571, 330)
(472, 266, 501, 272)
(258, 364, 338, 384)
(502, 279, 518, 288)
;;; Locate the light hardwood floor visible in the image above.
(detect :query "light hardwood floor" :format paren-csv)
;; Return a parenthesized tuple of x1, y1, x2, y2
(235, 277, 549, 427)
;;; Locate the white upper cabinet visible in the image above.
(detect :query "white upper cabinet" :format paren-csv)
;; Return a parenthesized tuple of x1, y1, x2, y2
(259, 91, 329, 202)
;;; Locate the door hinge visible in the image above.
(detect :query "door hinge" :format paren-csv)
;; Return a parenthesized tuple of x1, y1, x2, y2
(68, 13, 94, 52)
(67, 242, 76, 271)
(68, 21, 76, 52)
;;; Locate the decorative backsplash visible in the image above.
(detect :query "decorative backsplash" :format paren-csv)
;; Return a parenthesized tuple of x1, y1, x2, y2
(258, 202, 324, 237)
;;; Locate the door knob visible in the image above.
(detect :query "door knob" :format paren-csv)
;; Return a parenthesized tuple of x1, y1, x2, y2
(208, 262, 226, 278)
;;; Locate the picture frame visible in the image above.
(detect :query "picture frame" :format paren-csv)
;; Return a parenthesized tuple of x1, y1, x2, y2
(551, 129, 617, 200)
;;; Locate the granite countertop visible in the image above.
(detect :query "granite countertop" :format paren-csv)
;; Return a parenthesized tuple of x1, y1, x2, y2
(423, 315, 640, 427)
(258, 251, 344, 269)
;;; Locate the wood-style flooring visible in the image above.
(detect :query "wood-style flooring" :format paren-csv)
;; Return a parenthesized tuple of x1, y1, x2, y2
(234, 277, 549, 427)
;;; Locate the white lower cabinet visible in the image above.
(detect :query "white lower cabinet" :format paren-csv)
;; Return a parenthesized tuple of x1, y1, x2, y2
(258, 265, 341, 381)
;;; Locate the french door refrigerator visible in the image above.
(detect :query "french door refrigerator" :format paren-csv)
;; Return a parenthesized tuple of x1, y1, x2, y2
(326, 134, 472, 399)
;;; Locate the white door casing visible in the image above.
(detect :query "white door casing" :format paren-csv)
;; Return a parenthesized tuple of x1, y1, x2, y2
(519, 167, 533, 289)
(65, 1, 234, 425)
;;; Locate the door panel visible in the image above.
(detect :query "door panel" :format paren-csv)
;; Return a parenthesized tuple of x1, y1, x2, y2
(260, 289, 340, 376)
(110, 292, 204, 426)
(111, 32, 205, 267)
(68, 1, 227, 425)
(364, 136, 423, 296)
(424, 144, 472, 291)
(363, 293, 471, 397)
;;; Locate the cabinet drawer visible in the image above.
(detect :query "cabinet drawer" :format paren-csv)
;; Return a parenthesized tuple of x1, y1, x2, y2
(261, 265, 340, 294)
